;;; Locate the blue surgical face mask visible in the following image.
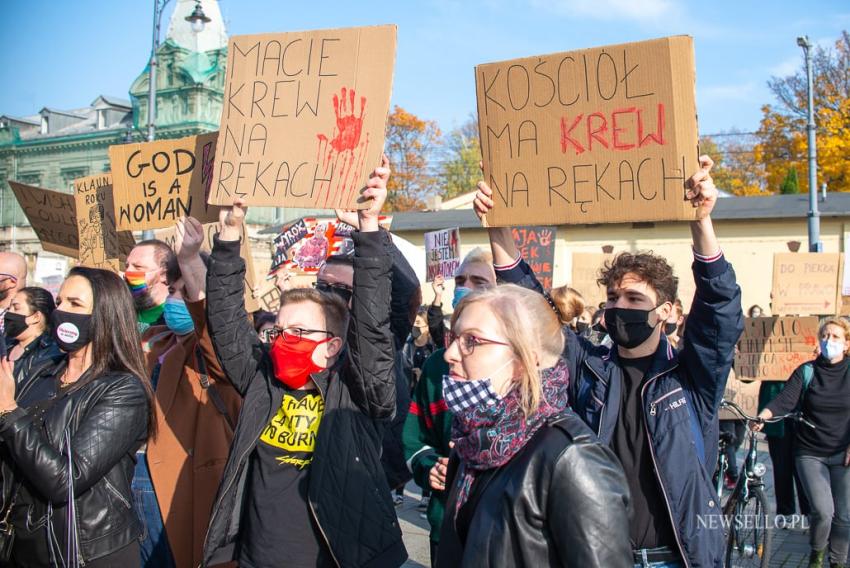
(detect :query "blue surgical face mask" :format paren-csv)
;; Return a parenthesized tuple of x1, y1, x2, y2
(163, 298, 195, 336)
(820, 339, 845, 361)
(452, 286, 473, 309)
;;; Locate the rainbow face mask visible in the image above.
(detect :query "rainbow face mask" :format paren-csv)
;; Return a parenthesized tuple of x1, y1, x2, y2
(124, 270, 150, 297)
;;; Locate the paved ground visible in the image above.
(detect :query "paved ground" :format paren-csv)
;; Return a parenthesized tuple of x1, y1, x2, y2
(394, 434, 826, 567)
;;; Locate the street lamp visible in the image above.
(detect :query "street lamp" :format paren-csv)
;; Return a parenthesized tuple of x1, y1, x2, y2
(143, 0, 208, 238)
(797, 35, 822, 252)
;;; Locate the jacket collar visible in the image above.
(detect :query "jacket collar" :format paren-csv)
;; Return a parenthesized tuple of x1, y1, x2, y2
(590, 333, 679, 382)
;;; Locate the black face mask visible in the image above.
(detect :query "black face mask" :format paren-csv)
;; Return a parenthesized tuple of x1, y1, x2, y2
(604, 307, 660, 349)
(4, 312, 30, 339)
(50, 310, 93, 353)
(664, 322, 679, 336)
(411, 326, 423, 340)
(575, 321, 589, 334)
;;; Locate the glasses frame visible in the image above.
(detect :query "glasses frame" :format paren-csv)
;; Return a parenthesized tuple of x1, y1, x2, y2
(448, 331, 512, 356)
(266, 326, 335, 343)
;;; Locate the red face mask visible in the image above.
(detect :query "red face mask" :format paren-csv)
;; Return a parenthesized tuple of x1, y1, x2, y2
(269, 332, 333, 389)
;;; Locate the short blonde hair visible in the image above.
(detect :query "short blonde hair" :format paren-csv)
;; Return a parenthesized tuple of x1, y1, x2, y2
(456, 247, 494, 276)
(550, 286, 586, 324)
(819, 318, 850, 354)
(451, 284, 565, 416)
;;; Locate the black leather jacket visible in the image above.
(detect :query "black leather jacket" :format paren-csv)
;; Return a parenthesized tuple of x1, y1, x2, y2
(0, 360, 149, 565)
(6, 333, 63, 389)
(437, 412, 633, 568)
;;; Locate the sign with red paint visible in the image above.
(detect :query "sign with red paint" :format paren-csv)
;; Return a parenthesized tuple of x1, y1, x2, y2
(207, 25, 397, 209)
(425, 228, 461, 282)
(735, 317, 818, 381)
(109, 133, 221, 231)
(475, 36, 699, 227)
(511, 226, 556, 290)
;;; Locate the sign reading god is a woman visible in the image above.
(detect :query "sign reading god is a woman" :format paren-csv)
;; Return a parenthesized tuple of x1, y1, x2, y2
(476, 35, 700, 227)
(208, 25, 397, 210)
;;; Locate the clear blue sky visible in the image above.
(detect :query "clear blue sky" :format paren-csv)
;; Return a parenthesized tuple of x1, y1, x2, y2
(1, 0, 848, 137)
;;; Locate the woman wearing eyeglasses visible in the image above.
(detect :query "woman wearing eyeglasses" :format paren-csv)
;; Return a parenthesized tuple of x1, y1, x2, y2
(202, 157, 408, 568)
(435, 284, 632, 568)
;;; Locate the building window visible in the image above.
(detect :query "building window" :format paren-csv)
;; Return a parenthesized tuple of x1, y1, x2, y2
(61, 168, 89, 191)
(97, 110, 106, 130)
(40, 116, 48, 134)
(17, 172, 42, 186)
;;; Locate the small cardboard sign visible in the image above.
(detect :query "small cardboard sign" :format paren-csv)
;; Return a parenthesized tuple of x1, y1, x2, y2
(735, 316, 818, 381)
(772, 253, 841, 316)
(512, 226, 556, 290)
(109, 132, 221, 231)
(8, 181, 79, 258)
(155, 221, 259, 311)
(268, 216, 392, 276)
(208, 25, 397, 209)
(73, 174, 135, 271)
(571, 252, 613, 309)
(424, 228, 461, 282)
(720, 374, 761, 420)
(476, 36, 699, 227)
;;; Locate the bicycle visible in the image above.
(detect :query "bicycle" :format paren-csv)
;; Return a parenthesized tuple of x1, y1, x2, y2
(713, 427, 737, 503)
(719, 399, 815, 568)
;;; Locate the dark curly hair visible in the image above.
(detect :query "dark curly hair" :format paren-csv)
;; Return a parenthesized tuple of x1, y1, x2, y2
(597, 252, 677, 305)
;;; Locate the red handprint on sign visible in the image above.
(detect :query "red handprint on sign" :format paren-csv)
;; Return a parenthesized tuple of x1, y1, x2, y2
(538, 228, 553, 247)
(316, 87, 370, 209)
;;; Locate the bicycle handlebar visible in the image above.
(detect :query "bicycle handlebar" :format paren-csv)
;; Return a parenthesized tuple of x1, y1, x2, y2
(720, 399, 816, 429)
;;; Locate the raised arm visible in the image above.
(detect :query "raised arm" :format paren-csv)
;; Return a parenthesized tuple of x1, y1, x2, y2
(679, 156, 744, 421)
(175, 216, 208, 302)
(205, 201, 264, 396)
(345, 156, 396, 419)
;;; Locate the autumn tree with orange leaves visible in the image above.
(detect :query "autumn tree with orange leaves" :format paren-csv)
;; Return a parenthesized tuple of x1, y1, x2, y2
(753, 31, 850, 194)
(384, 106, 442, 211)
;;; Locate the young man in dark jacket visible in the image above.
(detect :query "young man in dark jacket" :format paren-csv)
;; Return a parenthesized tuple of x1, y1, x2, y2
(473, 155, 743, 568)
(202, 156, 407, 568)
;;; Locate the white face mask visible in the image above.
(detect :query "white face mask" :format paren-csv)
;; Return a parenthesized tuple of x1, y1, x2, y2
(820, 339, 845, 360)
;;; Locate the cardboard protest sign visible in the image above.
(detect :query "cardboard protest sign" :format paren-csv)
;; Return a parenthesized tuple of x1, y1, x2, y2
(73, 174, 135, 271)
(476, 36, 699, 227)
(735, 316, 818, 381)
(155, 221, 259, 310)
(424, 228, 461, 282)
(720, 373, 760, 420)
(109, 132, 221, 231)
(772, 253, 841, 316)
(269, 216, 392, 276)
(512, 226, 556, 290)
(8, 181, 79, 258)
(571, 253, 613, 308)
(208, 25, 397, 209)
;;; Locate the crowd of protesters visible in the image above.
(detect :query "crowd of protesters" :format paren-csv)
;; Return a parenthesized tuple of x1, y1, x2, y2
(0, 154, 846, 568)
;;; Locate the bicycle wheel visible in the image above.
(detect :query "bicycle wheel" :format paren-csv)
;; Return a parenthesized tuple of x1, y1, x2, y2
(724, 485, 773, 568)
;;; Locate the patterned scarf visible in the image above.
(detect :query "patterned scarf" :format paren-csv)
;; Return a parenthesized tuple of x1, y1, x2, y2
(451, 358, 570, 514)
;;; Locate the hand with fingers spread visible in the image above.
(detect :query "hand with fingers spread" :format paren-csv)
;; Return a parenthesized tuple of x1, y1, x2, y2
(358, 154, 390, 233)
(218, 199, 247, 242)
(685, 155, 718, 220)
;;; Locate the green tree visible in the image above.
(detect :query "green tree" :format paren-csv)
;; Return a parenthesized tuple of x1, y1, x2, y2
(780, 167, 800, 194)
(439, 117, 481, 200)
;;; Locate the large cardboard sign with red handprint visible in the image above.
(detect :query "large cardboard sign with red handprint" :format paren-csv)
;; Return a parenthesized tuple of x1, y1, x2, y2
(208, 25, 397, 209)
(8, 181, 79, 258)
(73, 173, 135, 272)
(108, 133, 221, 231)
(475, 36, 699, 227)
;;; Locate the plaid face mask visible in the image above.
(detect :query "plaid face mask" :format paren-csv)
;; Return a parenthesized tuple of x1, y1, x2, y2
(441, 358, 514, 416)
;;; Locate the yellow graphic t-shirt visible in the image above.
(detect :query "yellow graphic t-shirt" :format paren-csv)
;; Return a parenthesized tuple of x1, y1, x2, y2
(259, 389, 324, 469)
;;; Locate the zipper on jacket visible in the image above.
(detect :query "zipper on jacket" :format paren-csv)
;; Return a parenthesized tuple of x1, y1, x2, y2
(583, 361, 608, 437)
(649, 387, 684, 417)
(303, 377, 342, 567)
(102, 478, 131, 509)
(640, 371, 690, 568)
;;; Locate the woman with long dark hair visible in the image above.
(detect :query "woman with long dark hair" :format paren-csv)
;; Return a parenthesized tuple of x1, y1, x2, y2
(4, 287, 61, 388)
(0, 267, 155, 567)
